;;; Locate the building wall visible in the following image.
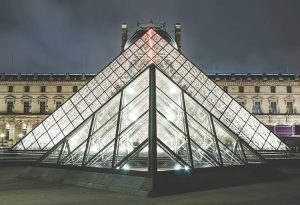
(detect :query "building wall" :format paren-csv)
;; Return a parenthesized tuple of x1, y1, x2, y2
(0, 73, 299, 147)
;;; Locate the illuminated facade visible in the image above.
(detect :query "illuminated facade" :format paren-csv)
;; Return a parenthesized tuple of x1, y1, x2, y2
(0, 74, 91, 147)
(1, 73, 299, 148)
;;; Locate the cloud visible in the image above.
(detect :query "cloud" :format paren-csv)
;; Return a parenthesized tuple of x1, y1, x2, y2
(0, 0, 300, 74)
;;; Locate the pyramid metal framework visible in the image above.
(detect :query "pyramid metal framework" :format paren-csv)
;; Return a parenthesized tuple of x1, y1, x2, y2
(12, 25, 290, 165)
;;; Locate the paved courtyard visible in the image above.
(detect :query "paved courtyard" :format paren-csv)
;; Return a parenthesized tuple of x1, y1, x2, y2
(0, 166, 300, 205)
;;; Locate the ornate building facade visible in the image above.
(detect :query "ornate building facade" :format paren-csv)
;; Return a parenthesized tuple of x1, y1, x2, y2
(1, 72, 299, 148)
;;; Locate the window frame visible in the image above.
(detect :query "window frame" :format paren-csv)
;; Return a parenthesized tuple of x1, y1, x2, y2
(41, 85, 46, 93)
(24, 85, 30, 93)
(57, 86, 62, 93)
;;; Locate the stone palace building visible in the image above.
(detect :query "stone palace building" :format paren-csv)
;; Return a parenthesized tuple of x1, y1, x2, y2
(0, 72, 299, 148)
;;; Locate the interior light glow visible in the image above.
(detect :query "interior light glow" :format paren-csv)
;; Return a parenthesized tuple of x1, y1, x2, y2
(127, 110, 139, 122)
(165, 108, 176, 122)
(174, 164, 181, 170)
(90, 145, 100, 154)
(123, 164, 130, 170)
(126, 86, 136, 95)
(184, 166, 189, 171)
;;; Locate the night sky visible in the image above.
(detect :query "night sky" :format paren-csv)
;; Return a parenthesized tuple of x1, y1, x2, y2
(1, 0, 300, 74)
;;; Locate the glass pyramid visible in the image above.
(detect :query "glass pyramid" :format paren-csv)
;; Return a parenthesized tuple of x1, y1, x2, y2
(12, 25, 290, 160)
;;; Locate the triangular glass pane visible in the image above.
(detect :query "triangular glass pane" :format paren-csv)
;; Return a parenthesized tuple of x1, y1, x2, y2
(28, 141, 41, 150)
(213, 118, 245, 162)
(157, 143, 183, 171)
(115, 114, 149, 165)
(119, 88, 149, 132)
(62, 141, 87, 166)
(218, 142, 244, 166)
(85, 115, 118, 163)
(63, 118, 92, 154)
(191, 142, 219, 168)
(156, 88, 185, 131)
(156, 69, 183, 106)
(86, 140, 115, 168)
(242, 143, 263, 164)
(21, 133, 36, 150)
(187, 115, 221, 163)
(58, 142, 70, 163)
(42, 144, 62, 164)
(157, 113, 190, 165)
(122, 69, 149, 106)
(93, 93, 120, 133)
(120, 145, 149, 172)
(184, 93, 212, 132)
(235, 142, 247, 162)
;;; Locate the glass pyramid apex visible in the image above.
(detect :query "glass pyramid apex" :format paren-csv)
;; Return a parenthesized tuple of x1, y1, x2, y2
(12, 26, 290, 155)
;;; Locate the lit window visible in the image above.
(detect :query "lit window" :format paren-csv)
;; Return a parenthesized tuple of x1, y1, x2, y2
(41, 86, 46, 93)
(57, 86, 62, 93)
(7, 101, 14, 114)
(24, 101, 30, 114)
(270, 102, 277, 114)
(255, 86, 260, 93)
(286, 102, 293, 114)
(24, 86, 30, 92)
(239, 86, 244, 93)
(287, 86, 292, 93)
(253, 102, 261, 114)
(8, 86, 13, 92)
(271, 86, 276, 93)
(40, 101, 46, 114)
(73, 86, 78, 92)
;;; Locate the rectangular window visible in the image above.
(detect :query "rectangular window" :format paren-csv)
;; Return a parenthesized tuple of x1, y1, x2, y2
(287, 102, 293, 114)
(239, 86, 244, 93)
(271, 86, 276, 93)
(255, 86, 260, 93)
(41, 86, 46, 93)
(287, 86, 292, 93)
(73, 86, 78, 92)
(24, 86, 30, 92)
(24, 101, 30, 114)
(57, 86, 62, 93)
(56, 101, 62, 109)
(253, 102, 261, 114)
(7, 102, 14, 114)
(270, 102, 277, 114)
(40, 102, 46, 114)
(5, 129, 9, 140)
(8, 86, 13, 92)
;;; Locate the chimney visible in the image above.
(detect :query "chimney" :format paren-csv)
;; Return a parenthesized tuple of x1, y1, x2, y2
(121, 23, 128, 51)
(175, 23, 181, 51)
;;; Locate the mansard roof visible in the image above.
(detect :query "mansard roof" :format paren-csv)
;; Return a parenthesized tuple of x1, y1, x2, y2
(1, 73, 299, 82)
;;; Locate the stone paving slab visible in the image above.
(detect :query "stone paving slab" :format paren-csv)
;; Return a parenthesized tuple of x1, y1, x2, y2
(0, 166, 300, 205)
